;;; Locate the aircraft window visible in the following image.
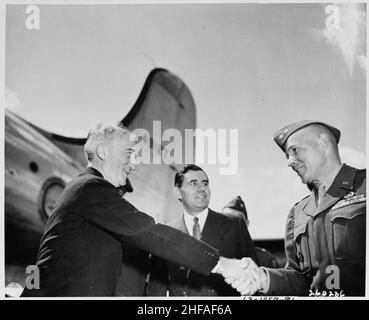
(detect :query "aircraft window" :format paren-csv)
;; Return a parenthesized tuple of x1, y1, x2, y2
(29, 161, 39, 173)
(38, 178, 66, 222)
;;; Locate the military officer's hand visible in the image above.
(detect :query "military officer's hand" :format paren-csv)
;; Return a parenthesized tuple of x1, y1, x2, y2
(224, 257, 267, 296)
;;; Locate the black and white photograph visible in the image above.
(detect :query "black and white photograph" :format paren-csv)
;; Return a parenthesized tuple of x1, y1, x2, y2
(2, 0, 367, 302)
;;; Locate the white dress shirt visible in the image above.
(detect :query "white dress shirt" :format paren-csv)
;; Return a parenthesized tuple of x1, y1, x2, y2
(183, 208, 209, 237)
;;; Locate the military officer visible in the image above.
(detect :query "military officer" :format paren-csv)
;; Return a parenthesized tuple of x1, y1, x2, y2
(237, 120, 366, 296)
(222, 196, 279, 268)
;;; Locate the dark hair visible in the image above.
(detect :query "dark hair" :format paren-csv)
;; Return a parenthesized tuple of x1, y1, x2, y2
(174, 164, 208, 188)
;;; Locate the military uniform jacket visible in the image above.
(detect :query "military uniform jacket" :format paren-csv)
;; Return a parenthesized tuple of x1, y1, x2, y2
(255, 247, 279, 268)
(266, 164, 366, 296)
(148, 210, 257, 296)
(21, 168, 219, 297)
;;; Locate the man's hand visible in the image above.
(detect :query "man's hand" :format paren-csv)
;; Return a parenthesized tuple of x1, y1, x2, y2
(228, 258, 268, 296)
(214, 257, 267, 296)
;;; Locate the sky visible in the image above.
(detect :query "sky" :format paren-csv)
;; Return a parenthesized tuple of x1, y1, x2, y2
(4, 2, 367, 239)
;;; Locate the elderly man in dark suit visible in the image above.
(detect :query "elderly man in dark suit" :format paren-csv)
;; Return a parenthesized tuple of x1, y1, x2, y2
(147, 164, 258, 296)
(21, 123, 254, 297)
(238, 120, 366, 296)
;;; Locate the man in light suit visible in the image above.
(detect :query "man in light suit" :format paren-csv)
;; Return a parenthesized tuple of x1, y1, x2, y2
(148, 164, 257, 296)
(21, 123, 254, 297)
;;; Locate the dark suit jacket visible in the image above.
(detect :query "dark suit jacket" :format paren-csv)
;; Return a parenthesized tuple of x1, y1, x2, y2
(114, 245, 149, 296)
(255, 247, 279, 268)
(148, 209, 258, 296)
(21, 168, 219, 297)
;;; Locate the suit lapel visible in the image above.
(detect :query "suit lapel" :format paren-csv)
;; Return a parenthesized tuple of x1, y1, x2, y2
(186, 210, 212, 284)
(313, 164, 357, 217)
(200, 210, 218, 244)
(316, 189, 345, 216)
(301, 193, 317, 217)
(186, 210, 221, 285)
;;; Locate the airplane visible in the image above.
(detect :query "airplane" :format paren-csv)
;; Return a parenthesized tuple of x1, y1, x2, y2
(4, 68, 285, 296)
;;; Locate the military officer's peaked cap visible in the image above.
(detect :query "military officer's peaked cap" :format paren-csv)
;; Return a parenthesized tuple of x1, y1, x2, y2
(223, 196, 248, 220)
(273, 120, 341, 152)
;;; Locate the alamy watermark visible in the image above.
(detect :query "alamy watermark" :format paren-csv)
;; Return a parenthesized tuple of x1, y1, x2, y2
(309, 265, 345, 297)
(24, 5, 237, 175)
(7, 263, 344, 296)
(130, 121, 238, 175)
(5, 265, 40, 297)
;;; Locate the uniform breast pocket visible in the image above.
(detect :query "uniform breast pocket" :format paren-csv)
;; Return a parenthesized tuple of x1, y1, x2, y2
(330, 201, 366, 260)
(294, 223, 312, 274)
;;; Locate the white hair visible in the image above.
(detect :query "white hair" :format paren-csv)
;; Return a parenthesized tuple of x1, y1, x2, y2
(84, 122, 131, 162)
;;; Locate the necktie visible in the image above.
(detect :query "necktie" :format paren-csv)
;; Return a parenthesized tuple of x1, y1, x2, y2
(186, 217, 201, 280)
(192, 217, 201, 240)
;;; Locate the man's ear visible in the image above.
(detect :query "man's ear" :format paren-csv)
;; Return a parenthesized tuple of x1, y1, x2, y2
(96, 144, 107, 160)
(173, 186, 182, 201)
(318, 133, 330, 151)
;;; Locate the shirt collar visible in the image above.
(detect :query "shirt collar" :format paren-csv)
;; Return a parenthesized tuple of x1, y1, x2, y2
(323, 164, 344, 191)
(183, 208, 209, 236)
(314, 164, 343, 197)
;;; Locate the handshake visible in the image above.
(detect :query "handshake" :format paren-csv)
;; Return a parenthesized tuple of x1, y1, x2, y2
(213, 257, 267, 296)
